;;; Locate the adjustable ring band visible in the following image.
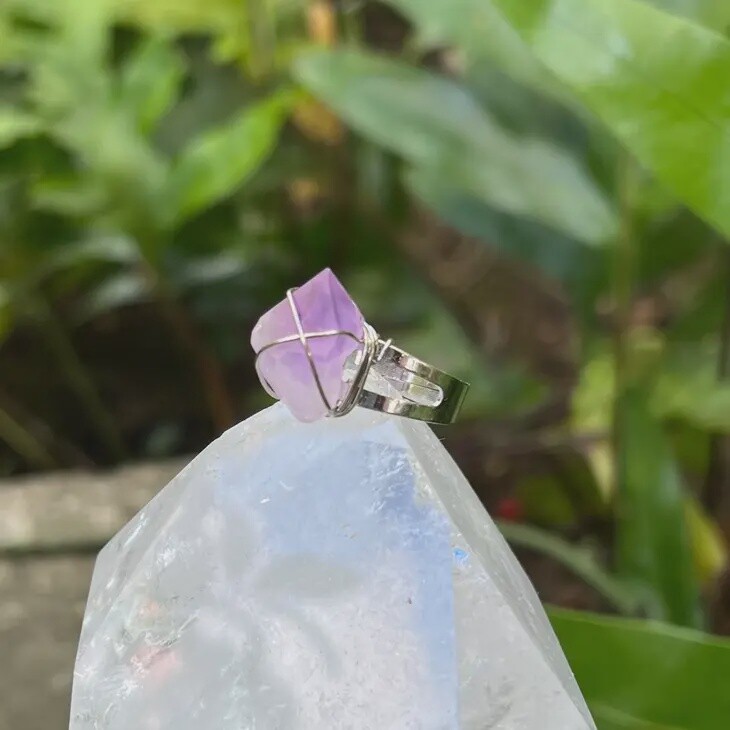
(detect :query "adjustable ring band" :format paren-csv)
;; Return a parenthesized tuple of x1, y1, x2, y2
(353, 336, 469, 424)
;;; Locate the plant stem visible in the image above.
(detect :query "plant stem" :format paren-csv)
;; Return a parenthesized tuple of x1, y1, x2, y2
(161, 299, 237, 432)
(31, 296, 127, 462)
(308, 0, 338, 46)
(0, 389, 94, 467)
(498, 521, 638, 615)
(611, 155, 637, 491)
(340, 0, 362, 46)
(248, 0, 277, 78)
(703, 245, 730, 526)
(0, 406, 58, 470)
(0, 539, 105, 558)
(140, 260, 236, 433)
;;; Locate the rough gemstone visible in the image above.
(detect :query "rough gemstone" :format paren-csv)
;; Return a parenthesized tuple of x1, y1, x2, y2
(70, 404, 596, 730)
(251, 268, 364, 422)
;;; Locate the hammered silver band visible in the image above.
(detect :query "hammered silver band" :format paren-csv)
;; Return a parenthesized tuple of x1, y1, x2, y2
(255, 289, 469, 425)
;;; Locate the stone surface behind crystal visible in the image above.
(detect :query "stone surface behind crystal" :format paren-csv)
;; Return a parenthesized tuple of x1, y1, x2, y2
(70, 404, 595, 730)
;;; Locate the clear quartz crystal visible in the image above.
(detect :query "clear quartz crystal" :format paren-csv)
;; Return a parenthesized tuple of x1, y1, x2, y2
(343, 348, 444, 407)
(70, 404, 596, 730)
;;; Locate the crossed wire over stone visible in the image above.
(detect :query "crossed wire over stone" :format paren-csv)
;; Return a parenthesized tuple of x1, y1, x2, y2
(254, 288, 379, 417)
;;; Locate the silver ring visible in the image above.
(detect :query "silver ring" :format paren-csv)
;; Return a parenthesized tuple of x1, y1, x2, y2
(251, 275, 469, 425)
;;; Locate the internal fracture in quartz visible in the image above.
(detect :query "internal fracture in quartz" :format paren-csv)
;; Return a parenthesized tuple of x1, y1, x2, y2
(70, 404, 596, 730)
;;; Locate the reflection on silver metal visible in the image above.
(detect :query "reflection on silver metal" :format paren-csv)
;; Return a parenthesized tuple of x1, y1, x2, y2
(254, 288, 469, 424)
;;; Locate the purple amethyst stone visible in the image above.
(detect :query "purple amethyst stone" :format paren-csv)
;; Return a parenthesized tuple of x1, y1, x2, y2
(251, 268, 365, 422)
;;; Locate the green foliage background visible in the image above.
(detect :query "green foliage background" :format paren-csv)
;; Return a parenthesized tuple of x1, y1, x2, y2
(1, 0, 730, 726)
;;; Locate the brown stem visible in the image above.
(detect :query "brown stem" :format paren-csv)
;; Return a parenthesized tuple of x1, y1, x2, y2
(611, 154, 637, 495)
(703, 245, 730, 532)
(141, 262, 236, 433)
(164, 301, 237, 432)
(0, 405, 58, 470)
(32, 297, 127, 462)
(248, 0, 278, 79)
(394, 204, 578, 396)
(0, 390, 93, 468)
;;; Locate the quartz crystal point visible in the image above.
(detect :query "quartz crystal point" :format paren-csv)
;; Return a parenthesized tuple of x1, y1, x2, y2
(70, 404, 596, 730)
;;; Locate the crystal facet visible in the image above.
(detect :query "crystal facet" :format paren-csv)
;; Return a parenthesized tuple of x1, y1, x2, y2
(70, 404, 596, 730)
(251, 268, 364, 422)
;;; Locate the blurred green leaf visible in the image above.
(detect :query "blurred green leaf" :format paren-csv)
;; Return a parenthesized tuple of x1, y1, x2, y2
(0, 284, 13, 347)
(0, 109, 42, 148)
(58, 0, 113, 69)
(684, 495, 727, 585)
(113, 0, 309, 71)
(389, 0, 730, 238)
(616, 388, 701, 627)
(50, 236, 141, 268)
(572, 351, 615, 499)
(593, 709, 682, 728)
(654, 370, 730, 432)
(65, 116, 168, 226)
(295, 49, 617, 245)
(118, 36, 185, 135)
(499, 522, 637, 614)
(163, 90, 295, 226)
(573, 348, 727, 589)
(78, 270, 150, 320)
(648, 0, 730, 31)
(15, 3, 171, 224)
(387, 0, 568, 104)
(30, 178, 108, 217)
(517, 474, 578, 525)
(114, 0, 245, 34)
(172, 253, 249, 288)
(461, 60, 587, 150)
(636, 208, 720, 287)
(17, 0, 113, 108)
(550, 608, 730, 729)
(577, 341, 730, 437)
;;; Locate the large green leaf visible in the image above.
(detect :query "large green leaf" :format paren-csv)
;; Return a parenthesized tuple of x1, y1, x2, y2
(114, 0, 251, 65)
(500, 522, 637, 613)
(0, 109, 43, 149)
(118, 37, 185, 135)
(387, 0, 564, 102)
(295, 49, 617, 245)
(78, 271, 150, 321)
(384, 0, 730, 238)
(162, 90, 294, 226)
(550, 608, 730, 729)
(616, 388, 701, 627)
